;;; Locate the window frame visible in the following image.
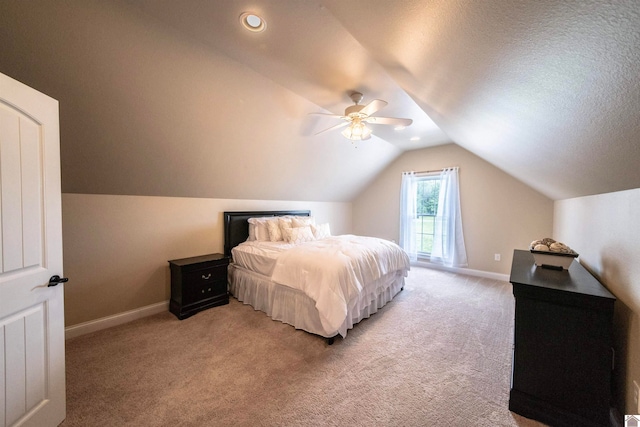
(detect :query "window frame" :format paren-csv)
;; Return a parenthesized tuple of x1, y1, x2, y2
(414, 173, 441, 258)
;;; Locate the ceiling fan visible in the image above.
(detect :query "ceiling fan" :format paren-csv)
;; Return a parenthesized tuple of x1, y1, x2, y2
(312, 92, 413, 141)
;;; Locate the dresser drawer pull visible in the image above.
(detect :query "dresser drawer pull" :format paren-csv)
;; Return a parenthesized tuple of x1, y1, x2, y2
(202, 273, 212, 280)
(612, 347, 615, 370)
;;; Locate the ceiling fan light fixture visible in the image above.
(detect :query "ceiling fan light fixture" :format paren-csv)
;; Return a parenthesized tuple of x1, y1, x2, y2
(342, 121, 372, 141)
(240, 12, 266, 32)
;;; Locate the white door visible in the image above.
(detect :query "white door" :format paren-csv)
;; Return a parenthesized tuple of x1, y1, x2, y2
(0, 73, 66, 427)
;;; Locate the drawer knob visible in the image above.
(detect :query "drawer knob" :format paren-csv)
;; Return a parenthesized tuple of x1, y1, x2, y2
(202, 273, 211, 280)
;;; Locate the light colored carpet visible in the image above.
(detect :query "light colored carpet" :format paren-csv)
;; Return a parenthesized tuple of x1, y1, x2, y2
(61, 266, 546, 426)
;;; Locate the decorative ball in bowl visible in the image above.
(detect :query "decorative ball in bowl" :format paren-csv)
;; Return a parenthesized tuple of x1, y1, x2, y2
(529, 238, 578, 270)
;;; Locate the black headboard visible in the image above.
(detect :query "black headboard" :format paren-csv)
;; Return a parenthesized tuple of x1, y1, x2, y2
(223, 210, 311, 257)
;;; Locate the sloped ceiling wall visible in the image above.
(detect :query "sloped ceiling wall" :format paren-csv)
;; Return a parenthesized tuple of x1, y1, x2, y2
(325, 0, 640, 200)
(1, 0, 639, 202)
(0, 1, 404, 202)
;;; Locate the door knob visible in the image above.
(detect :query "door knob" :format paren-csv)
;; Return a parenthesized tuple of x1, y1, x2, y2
(48, 275, 69, 287)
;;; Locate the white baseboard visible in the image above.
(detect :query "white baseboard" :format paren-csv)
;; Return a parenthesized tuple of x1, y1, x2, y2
(65, 300, 169, 340)
(412, 260, 510, 282)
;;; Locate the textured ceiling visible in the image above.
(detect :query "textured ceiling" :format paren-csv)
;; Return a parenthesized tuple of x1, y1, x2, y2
(128, 0, 640, 200)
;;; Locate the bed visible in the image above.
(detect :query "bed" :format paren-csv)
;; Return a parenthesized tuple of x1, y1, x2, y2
(224, 210, 410, 343)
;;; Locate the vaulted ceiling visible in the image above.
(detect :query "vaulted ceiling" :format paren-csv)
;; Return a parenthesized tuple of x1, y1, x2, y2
(128, 0, 640, 201)
(1, 1, 638, 202)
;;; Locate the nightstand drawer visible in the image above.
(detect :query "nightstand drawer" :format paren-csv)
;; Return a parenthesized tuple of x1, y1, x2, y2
(184, 279, 227, 305)
(183, 265, 227, 287)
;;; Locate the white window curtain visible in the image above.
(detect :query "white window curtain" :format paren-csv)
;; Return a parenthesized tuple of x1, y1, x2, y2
(430, 167, 468, 268)
(399, 171, 418, 261)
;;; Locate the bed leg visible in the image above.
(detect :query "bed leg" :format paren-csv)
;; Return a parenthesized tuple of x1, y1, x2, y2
(327, 336, 335, 345)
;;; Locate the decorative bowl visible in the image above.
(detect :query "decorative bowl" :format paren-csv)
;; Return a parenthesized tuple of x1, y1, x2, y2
(530, 249, 578, 270)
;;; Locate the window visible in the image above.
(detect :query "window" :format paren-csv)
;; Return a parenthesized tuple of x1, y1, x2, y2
(400, 168, 468, 267)
(415, 175, 440, 256)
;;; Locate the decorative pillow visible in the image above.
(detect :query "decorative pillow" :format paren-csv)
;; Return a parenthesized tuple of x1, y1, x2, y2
(276, 217, 292, 238)
(266, 218, 283, 242)
(291, 216, 316, 228)
(281, 226, 294, 242)
(311, 223, 331, 239)
(278, 216, 294, 230)
(283, 225, 315, 244)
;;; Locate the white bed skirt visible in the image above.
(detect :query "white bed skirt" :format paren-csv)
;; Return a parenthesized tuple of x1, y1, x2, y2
(228, 264, 406, 338)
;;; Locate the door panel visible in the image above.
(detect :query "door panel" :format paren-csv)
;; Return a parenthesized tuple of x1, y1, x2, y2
(0, 107, 23, 272)
(0, 72, 65, 427)
(4, 318, 26, 425)
(0, 109, 43, 273)
(20, 118, 44, 269)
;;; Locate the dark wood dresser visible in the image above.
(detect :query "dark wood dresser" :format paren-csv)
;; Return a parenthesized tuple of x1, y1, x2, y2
(509, 249, 615, 427)
(168, 253, 230, 320)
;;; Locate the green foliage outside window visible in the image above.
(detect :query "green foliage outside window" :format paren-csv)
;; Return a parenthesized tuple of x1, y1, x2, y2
(416, 178, 440, 254)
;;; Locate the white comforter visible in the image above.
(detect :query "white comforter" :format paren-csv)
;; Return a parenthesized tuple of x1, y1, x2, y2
(235, 235, 410, 334)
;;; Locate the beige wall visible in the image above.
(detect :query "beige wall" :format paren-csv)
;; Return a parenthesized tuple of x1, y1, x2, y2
(555, 188, 640, 415)
(352, 143, 554, 275)
(62, 193, 352, 326)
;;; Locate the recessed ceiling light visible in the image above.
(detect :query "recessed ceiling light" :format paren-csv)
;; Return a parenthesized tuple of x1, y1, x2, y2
(240, 12, 266, 32)
(410, 136, 421, 141)
(394, 125, 406, 131)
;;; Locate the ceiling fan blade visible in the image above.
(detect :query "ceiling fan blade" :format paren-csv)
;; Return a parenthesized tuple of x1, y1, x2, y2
(363, 116, 413, 126)
(359, 99, 388, 116)
(309, 112, 345, 119)
(314, 121, 350, 135)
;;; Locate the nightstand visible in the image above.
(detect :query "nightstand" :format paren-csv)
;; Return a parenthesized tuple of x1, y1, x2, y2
(168, 253, 230, 320)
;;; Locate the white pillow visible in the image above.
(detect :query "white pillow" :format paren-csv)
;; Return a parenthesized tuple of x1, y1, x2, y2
(311, 223, 331, 239)
(255, 223, 269, 241)
(283, 225, 315, 244)
(291, 216, 316, 227)
(248, 217, 271, 242)
(247, 223, 256, 241)
(266, 218, 283, 242)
